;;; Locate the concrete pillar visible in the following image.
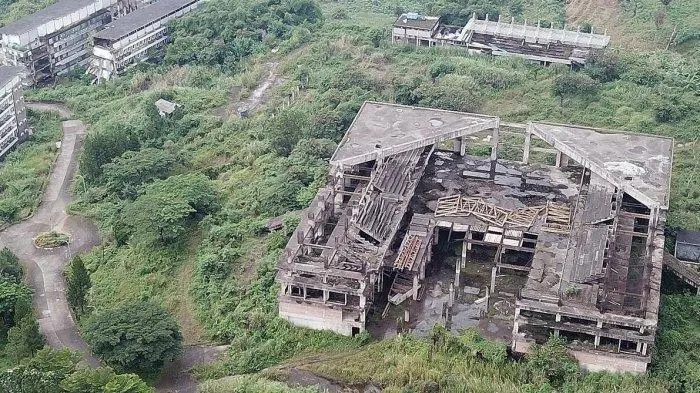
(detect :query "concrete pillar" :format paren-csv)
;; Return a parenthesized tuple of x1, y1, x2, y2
(453, 138, 461, 154)
(555, 313, 561, 322)
(448, 283, 455, 307)
(467, 231, 472, 251)
(636, 341, 642, 353)
(594, 335, 600, 348)
(460, 137, 466, 156)
(455, 258, 461, 288)
(555, 152, 569, 168)
(404, 310, 410, 323)
(597, 320, 603, 329)
(642, 342, 648, 355)
(412, 274, 419, 301)
(617, 339, 622, 353)
(554, 329, 559, 337)
(490, 266, 497, 293)
(490, 127, 500, 161)
(522, 131, 531, 164)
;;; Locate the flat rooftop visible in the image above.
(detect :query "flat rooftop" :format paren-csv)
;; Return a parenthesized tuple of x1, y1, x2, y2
(331, 102, 498, 166)
(93, 0, 199, 42)
(0, 65, 26, 86)
(465, 18, 611, 48)
(529, 122, 673, 209)
(393, 14, 440, 30)
(0, 0, 105, 37)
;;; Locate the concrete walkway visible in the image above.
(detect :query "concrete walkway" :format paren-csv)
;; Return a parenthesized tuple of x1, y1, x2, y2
(0, 103, 227, 390)
(0, 104, 101, 366)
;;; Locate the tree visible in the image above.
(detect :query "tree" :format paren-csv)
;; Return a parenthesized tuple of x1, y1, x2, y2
(0, 348, 153, 393)
(83, 301, 182, 374)
(123, 173, 218, 244)
(527, 336, 580, 387)
(553, 73, 598, 108)
(101, 148, 177, 199)
(6, 314, 45, 364)
(66, 256, 91, 316)
(0, 247, 22, 283)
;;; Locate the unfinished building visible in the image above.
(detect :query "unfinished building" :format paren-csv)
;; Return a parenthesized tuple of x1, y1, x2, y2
(0, 66, 28, 159)
(0, 0, 147, 83)
(392, 13, 610, 65)
(277, 101, 673, 373)
(88, 0, 202, 82)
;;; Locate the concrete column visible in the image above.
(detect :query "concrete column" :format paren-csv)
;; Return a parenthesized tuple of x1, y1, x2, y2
(448, 283, 455, 307)
(522, 131, 531, 164)
(467, 231, 472, 251)
(404, 310, 410, 322)
(642, 342, 648, 355)
(452, 138, 461, 154)
(455, 258, 461, 288)
(412, 274, 419, 301)
(594, 335, 600, 348)
(554, 329, 559, 337)
(636, 341, 642, 353)
(490, 266, 497, 293)
(555, 152, 569, 168)
(490, 127, 500, 161)
(555, 313, 561, 322)
(460, 137, 466, 156)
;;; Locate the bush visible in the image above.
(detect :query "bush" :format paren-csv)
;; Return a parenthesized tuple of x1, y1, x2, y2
(83, 301, 182, 374)
(527, 336, 580, 387)
(33, 231, 70, 248)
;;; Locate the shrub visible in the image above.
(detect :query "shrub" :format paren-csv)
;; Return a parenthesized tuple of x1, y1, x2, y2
(83, 301, 182, 374)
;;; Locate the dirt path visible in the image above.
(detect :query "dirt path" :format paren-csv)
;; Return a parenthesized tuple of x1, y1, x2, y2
(221, 61, 284, 119)
(0, 103, 102, 367)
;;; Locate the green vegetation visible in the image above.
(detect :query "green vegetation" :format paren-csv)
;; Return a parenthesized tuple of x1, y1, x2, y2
(650, 294, 700, 392)
(82, 301, 182, 374)
(0, 248, 37, 369)
(272, 329, 665, 393)
(0, 111, 62, 227)
(0, 0, 54, 27)
(33, 231, 70, 248)
(200, 375, 317, 393)
(66, 256, 91, 317)
(3, 0, 696, 390)
(0, 348, 153, 393)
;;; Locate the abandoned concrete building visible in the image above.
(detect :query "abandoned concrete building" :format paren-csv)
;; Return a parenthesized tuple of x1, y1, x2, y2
(392, 13, 610, 65)
(88, 0, 202, 82)
(0, 0, 148, 83)
(0, 66, 28, 160)
(277, 101, 674, 373)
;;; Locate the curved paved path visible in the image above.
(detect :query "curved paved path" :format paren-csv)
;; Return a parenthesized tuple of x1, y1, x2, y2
(0, 103, 101, 366)
(0, 103, 227, 391)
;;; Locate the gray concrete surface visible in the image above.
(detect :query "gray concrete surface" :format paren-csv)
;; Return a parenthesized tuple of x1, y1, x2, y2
(0, 107, 102, 367)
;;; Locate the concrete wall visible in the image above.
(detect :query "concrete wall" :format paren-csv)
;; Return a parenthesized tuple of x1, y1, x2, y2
(513, 339, 648, 374)
(279, 299, 361, 336)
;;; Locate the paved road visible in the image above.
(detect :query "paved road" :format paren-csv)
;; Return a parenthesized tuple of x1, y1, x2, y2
(1, 103, 227, 390)
(0, 106, 101, 366)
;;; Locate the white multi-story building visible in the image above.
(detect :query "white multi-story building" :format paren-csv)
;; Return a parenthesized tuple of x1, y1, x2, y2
(0, 0, 151, 83)
(0, 66, 28, 159)
(89, 0, 202, 82)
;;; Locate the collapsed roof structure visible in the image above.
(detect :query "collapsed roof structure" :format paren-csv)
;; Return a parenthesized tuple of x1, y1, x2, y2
(277, 101, 674, 373)
(392, 13, 611, 65)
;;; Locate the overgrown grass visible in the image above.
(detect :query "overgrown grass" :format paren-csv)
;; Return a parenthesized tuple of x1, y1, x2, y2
(270, 330, 667, 393)
(0, 110, 61, 227)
